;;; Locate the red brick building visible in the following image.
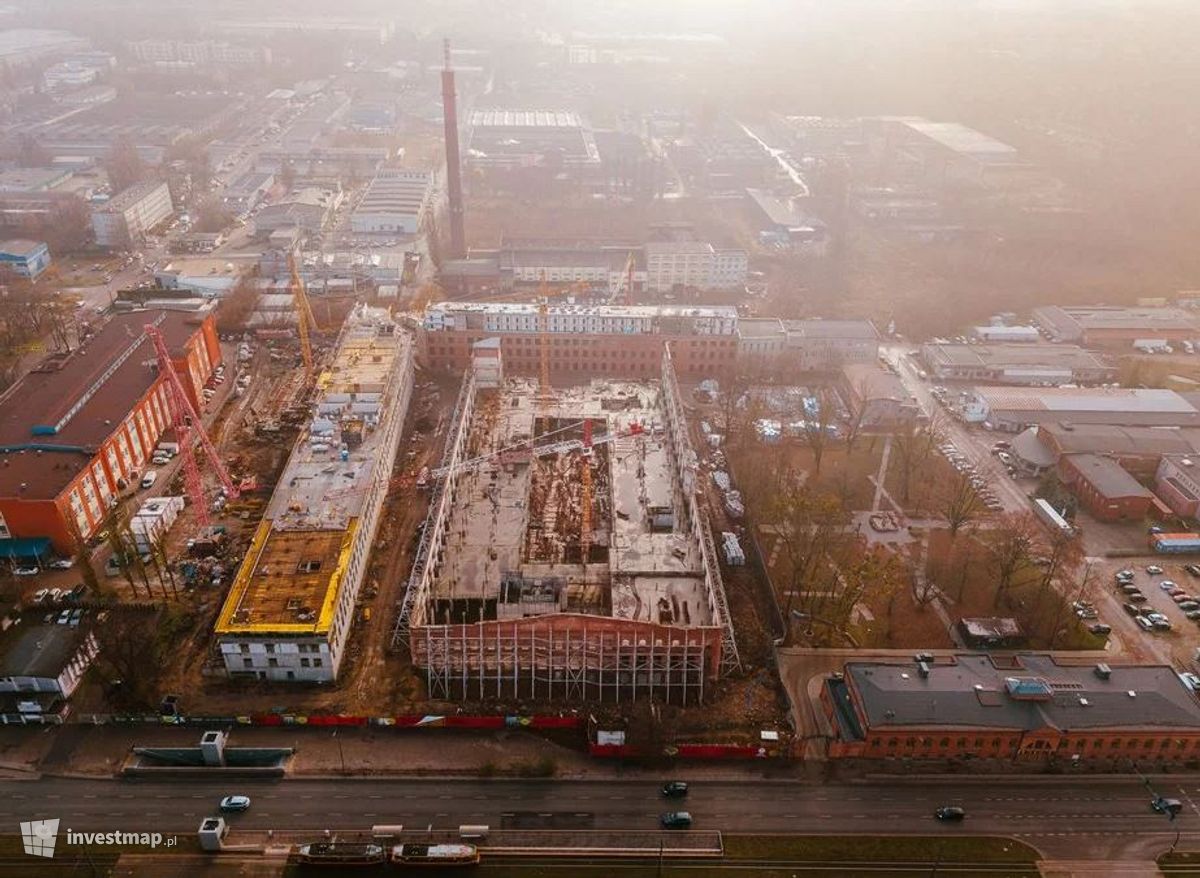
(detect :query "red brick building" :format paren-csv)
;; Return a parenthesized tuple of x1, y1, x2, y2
(822, 654, 1200, 764)
(1058, 452, 1155, 522)
(0, 309, 220, 555)
(419, 301, 739, 379)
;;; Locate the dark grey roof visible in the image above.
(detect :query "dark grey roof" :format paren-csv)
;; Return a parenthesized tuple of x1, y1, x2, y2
(846, 653, 1200, 732)
(0, 621, 90, 680)
(1065, 453, 1153, 500)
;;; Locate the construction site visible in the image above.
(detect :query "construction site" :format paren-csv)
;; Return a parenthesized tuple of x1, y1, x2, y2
(393, 345, 740, 704)
(213, 303, 414, 682)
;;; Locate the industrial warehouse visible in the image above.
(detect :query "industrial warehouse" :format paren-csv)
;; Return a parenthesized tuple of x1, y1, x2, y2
(214, 305, 413, 682)
(394, 346, 738, 702)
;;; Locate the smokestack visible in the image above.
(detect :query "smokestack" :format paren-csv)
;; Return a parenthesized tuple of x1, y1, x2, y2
(441, 38, 467, 260)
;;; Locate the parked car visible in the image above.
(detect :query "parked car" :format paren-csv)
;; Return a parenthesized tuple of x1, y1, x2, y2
(48, 559, 74, 570)
(1136, 616, 1154, 630)
(1185, 564, 1200, 578)
(1147, 565, 1164, 575)
(1160, 580, 1178, 590)
(13, 566, 39, 576)
(1088, 623, 1112, 636)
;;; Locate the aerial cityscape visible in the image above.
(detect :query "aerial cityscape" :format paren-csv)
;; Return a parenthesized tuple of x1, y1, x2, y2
(1, 0, 1199, 875)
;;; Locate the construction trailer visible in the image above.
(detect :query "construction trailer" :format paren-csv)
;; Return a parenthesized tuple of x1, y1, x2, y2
(394, 347, 739, 703)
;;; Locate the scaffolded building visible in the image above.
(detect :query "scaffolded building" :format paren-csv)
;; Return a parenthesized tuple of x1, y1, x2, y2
(394, 348, 738, 702)
(215, 305, 413, 682)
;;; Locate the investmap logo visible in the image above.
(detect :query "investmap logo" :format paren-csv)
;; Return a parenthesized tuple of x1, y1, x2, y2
(20, 818, 59, 858)
(19, 819, 175, 858)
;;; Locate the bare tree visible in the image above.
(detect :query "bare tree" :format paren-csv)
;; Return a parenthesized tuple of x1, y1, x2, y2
(987, 512, 1043, 608)
(799, 387, 836, 479)
(95, 610, 163, 709)
(841, 376, 872, 456)
(891, 416, 941, 506)
(103, 135, 147, 193)
(940, 470, 987, 538)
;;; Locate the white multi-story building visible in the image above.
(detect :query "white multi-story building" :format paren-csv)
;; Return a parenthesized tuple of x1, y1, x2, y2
(350, 170, 432, 235)
(90, 180, 173, 248)
(126, 39, 269, 67)
(214, 306, 413, 682)
(643, 241, 747, 293)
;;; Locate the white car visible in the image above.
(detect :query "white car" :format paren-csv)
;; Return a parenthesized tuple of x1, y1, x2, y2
(14, 566, 40, 576)
(1147, 565, 1164, 575)
(48, 559, 74, 570)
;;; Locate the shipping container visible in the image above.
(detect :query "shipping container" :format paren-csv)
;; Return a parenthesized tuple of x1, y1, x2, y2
(1151, 532, 1200, 554)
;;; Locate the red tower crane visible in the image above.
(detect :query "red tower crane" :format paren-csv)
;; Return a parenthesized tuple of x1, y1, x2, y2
(145, 324, 240, 528)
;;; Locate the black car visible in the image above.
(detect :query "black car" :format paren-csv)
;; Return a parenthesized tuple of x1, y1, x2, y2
(935, 806, 966, 821)
(661, 781, 689, 798)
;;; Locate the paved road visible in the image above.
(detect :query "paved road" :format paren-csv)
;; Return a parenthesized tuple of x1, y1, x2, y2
(1, 775, 1195, 861)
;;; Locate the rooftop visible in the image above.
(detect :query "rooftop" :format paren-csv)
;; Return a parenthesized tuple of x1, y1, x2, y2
(923, 342, 1111, 371)
(745, 188, 818, 229)
(782, 319, 880, 341)
(0, 167, 71, 192)
(976, 387, 1196, 415)
(846, 653, 1200, 731)
(215, 305, 410, 635)
(896, 118, 1019, 162)
(469, 109, 585, 129)
(0, 239, 48, 258)
(1038, 423, 1200, 457)
(427, 301, 738, 320)
(98, 179, 168, 213)
(0, 309, 209, 500)
(354, 170, 431, 214)
(1034, 305, 1200, 336)
(0, 617, 92, 680)
(842, 363, 908, 401)
(1064, 453, 1154, 500)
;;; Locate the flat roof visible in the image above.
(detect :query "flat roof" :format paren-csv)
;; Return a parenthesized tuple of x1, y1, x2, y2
(0, 309, 208, 500)
(469, 109, 584, 129)
(745, 188, 816, 228)
(1039, 423, 1200, 457)
(427, 301, 738, 320)
(846, 653, 1200, 731)
(1034, 304, 1200, 335)
(0, 239, 47, 257)
(976, 387, 1196, 415)
(782, 319, 879, 341)
(842, 363, 908, 401)
(923, 342, 1111, 371)
(897, 119, 1018, 161)
(98, 179, 169, 213)
(0, 618, 91, 680)
(215, 305, 410, 635)
(0, 167, 70, 192)
(1064, 453, 1154, 500)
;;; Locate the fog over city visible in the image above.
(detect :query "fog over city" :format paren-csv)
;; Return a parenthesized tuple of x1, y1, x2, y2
(0, 1, 1198, 874)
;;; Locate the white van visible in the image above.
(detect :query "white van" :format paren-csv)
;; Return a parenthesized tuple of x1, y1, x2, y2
(141, 471, 158, 490)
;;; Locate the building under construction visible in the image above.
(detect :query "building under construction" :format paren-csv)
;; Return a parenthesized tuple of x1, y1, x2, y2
(395, 347, 738, 703)
(214, 304, 413, 682)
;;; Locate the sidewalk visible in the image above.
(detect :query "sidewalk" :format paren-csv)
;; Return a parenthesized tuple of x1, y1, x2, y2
(0, 724, 807, 781)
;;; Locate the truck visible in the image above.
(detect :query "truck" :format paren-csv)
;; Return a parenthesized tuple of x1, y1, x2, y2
(1033, 498, 1076, 538)
(155, 441, 179, 457)
(1150, 532, 1200, 554)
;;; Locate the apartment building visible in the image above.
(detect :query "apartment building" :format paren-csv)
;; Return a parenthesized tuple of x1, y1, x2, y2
(91, 180, 173, 248)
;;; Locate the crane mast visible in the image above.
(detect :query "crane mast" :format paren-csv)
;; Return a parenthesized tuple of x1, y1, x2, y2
(289, 252, 317, 379)
(144, 324, 239, 527)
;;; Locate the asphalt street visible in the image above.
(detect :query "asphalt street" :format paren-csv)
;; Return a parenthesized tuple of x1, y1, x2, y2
(0, 775, 1195, 861)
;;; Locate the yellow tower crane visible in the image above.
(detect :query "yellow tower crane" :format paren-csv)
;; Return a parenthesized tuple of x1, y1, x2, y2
(288, 252, 318, 380)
